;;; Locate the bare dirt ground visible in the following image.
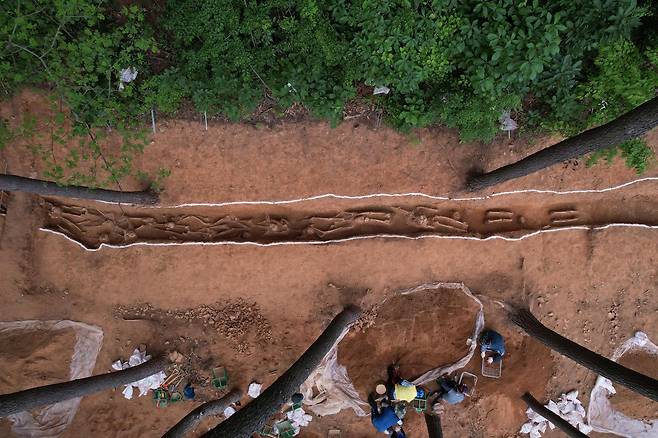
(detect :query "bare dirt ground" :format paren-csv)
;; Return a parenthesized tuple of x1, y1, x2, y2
(610, 352, 658, 421)
(0, 91, 657, 437)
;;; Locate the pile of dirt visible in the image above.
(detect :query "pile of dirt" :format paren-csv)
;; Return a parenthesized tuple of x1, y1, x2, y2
(115, 299, 272, 353)
(0, 328, 75, 393)
(338, 286, 480, 397)
(609, 351, 658, 421)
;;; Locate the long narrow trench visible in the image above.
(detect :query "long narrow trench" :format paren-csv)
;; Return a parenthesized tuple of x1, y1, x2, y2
(40, 181, 658, 249)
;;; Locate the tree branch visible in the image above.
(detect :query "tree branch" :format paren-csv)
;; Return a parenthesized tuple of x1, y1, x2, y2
(509, 306, 658, 402)
(163, 389, 242, 438)
(0, 355, 169, 417)
(202, 306, 362, 438)
(466, 97, 658, 190)
(0, 173, 158, 204)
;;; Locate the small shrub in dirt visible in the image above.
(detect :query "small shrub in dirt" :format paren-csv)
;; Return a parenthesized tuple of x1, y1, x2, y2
(587, 139, 655, 174)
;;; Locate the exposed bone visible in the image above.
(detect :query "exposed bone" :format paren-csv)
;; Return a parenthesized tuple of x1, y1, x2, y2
(484, 209, 514, 224)
(60, 205, 88, 215)
(431, 216, 469, 232)
(549, 209, 578, 216)
(549, 209, 580, 225)
(550, 218, 580, 224)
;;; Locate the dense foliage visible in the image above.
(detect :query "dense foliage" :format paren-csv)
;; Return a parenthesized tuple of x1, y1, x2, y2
(1, 0, 657, 179)
(0, 1, 159, 186)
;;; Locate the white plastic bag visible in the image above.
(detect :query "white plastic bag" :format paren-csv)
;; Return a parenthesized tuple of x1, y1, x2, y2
(499, 110, 518, 132)
(247, 382, 262, 398)
(520, 392, 592, 437)
(118, 67, 138, 91)
(0, 320, 103, 438)
(111, 348, 165, 399)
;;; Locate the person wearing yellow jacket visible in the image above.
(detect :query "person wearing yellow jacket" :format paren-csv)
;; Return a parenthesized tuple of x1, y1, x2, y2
(386, 364, 420, 403)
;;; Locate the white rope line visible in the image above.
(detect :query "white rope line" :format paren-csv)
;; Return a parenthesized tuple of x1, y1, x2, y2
(94, 176, 658, 208)
(39, 223, 658, 252)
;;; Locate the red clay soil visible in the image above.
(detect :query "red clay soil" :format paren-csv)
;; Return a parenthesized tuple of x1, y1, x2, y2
(0, 91, 657, 437)
(609, 352, 658, 421)
(0, 328, 76, 436)
(338, 288, 480, 398)
(2, 90, 657, 205)
(335, 288, 554, 438)
(0, 328, 75, 393)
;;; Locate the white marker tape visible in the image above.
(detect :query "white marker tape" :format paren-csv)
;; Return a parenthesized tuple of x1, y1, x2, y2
(40, 177, 658, 250)
(90, 176, 658, 208)
(39, 223, 658, 252)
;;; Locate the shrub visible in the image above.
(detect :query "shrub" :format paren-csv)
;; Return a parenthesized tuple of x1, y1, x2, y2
(1, 2, 157, 125)
(581, 39, 658, 126)
(587, 139, 654, 174)
(0, 1, 165, 187)
(437, 92, 522, 143)
(1, 0, 656, 147)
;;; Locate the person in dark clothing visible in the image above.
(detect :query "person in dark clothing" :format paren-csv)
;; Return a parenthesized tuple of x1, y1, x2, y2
(386, 364, 418, 404)
(434, 377, 468, 405)
(368, 393, 402, 433)
(479, 329, 506, 364)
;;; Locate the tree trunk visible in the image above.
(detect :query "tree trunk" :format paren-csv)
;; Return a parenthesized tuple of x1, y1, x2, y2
(162, 389, 242, 438)
(521, 393, 588, 438)
(0, 174, 158, 204)
(201, 306, 362, 438)
(424, 413, 444, 438)
(0, 354, 169, 417)
(509, 307, 658, 402)
(467, 96, 658, 190)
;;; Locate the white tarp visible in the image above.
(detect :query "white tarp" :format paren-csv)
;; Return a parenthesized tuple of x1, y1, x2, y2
(300, 282, 485, 416)
(0, 320, 103, 438)
(300, 326, 367, 417)
(587, 331, 658, 437)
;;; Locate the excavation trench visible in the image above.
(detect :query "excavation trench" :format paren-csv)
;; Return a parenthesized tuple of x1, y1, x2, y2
(40, 181, 658, 249)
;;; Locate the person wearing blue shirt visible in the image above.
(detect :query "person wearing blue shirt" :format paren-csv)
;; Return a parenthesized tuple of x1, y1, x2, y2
(369, 394, 403, 433)
(435, 377, 467, 405)
(479, 329, 506, 364)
